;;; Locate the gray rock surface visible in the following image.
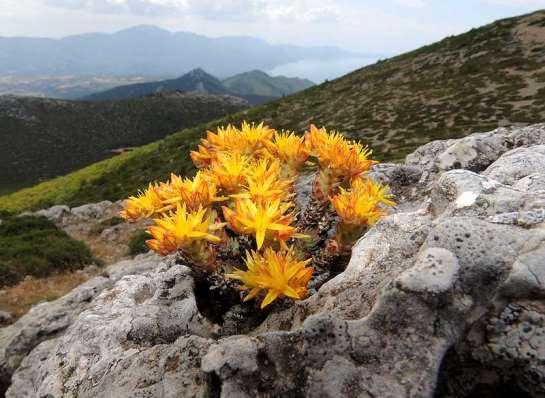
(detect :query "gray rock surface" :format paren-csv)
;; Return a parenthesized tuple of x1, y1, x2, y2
(0, 312, 12, 326)
(29, 200, 117, 224)
(33, 205, 70, 222)
(0, 252, 161, 395)
(70, 200, 113, 219)
(3, 123, 545, 397)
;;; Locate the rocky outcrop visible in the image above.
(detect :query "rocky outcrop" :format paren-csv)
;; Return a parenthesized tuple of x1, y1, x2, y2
(3, 123, 545, 397)
(0, 252, 161, 396)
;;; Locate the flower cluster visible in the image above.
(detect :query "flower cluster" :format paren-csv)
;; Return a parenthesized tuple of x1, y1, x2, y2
(121, 122, 393, 309)
(330, 178, 395, 247)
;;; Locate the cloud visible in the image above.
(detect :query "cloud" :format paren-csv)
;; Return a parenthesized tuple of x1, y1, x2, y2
(44, 0, 343, 21)
(46, 0, 189, 16)
(480, 0, 545, 5)
(394, 0, 426, 7)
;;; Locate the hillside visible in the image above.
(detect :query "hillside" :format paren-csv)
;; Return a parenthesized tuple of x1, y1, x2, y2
(1, 10, 545, 213)
(82, 69, 230, 101)
(0, 25, 357, 77)
(82, 69, 314, 105)
(0, 92, 247, 194)
(222, 70, 314, 97)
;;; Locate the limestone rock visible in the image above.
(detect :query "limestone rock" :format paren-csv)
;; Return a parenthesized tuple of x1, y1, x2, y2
(514, 173, 545, 193)
(483, 145, 545, 186)
(70, 200, 113, 219)
(0, 252, 161, 395)
(0, 312, 12, 326)
(7, 260, 217, 398)
(33, 205, 70, 222)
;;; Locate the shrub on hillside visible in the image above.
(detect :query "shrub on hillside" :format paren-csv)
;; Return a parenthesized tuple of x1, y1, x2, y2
(0, 215, 94, 287)
(127, 230, 150, 256)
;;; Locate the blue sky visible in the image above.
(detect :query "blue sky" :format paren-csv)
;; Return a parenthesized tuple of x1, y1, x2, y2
(0, 0, 544, 54)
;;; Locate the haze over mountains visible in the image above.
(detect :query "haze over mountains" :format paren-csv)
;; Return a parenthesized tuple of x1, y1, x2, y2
(0, 25, 361, 78)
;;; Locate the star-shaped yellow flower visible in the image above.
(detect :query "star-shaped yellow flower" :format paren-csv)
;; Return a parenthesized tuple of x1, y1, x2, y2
(227, 246, 313, 308)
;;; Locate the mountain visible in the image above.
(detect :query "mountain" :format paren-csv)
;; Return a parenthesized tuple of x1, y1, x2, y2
(82, 69, 230, 101)
(0, 92, 247, 194)
(0, 25, 359, 78)
(222, 70, 315, 98)
(1, 10, 545, 213)
(82, 69, 315, 105)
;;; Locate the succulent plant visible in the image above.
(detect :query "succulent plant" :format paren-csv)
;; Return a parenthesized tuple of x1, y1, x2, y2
(121, 121, 394, 309)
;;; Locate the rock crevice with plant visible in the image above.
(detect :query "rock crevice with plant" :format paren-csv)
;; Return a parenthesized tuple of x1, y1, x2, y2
(120, 122, 394, 310)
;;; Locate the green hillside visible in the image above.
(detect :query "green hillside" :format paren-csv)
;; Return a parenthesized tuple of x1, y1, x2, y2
(222, 70, 314, 97)
(0, 92, 247, 193)
(82, 69, 231, 101)
(1, 10, 545, 214)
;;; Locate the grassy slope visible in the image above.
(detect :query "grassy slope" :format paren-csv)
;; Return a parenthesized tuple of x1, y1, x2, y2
(1, 10, 545, 214)
(0, 93, 246, 191)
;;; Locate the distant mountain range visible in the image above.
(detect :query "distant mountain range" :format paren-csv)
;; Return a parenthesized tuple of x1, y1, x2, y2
(0, 25, 363, 77)
(82, 69, 314, 105)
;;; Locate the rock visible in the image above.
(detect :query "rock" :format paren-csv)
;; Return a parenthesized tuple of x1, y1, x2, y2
(70, 200, 113, 219)
(4, 123, 545, 397)
(99, 224, 122, 240)
(396, 247, 460, 294)
(33, 205, 70, 222)
(7, 261, 217, 398)
(500, 247, 545, 298)
(0, 252, 161, 395)
(514, 173, 545, 193)
(405, 123, 545, 176)
(483, 145, 545, 186)
(0, 311, 12, 326)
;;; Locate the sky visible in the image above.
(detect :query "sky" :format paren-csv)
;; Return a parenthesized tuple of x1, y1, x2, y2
(0, 0, 544, 54)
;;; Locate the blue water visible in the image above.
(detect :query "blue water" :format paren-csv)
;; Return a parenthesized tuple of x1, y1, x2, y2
(267, 57, 380, 84)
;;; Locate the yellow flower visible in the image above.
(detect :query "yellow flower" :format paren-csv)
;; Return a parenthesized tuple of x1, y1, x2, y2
(222, 199, 299, 249)
(120, 183, 167, 222)
(190, 144, 216, 169)
(231, 158, 293, 205)
(305, 124, 349, 164)
(158, 172, 226, 211)
(146, 203, 225, 258)
(190, 122, 275, 168)
(329, 178, 395, 226)
(357, 177, 396, 208)
(267, 131, 310, 176)
(305, 125, 377, 200)
(227, 247, 313, 309)
(306, 124, 375, 178)
(239, 121, 274, 154)
(209, 152, 250, 193)
(341, 142, 376, 180)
